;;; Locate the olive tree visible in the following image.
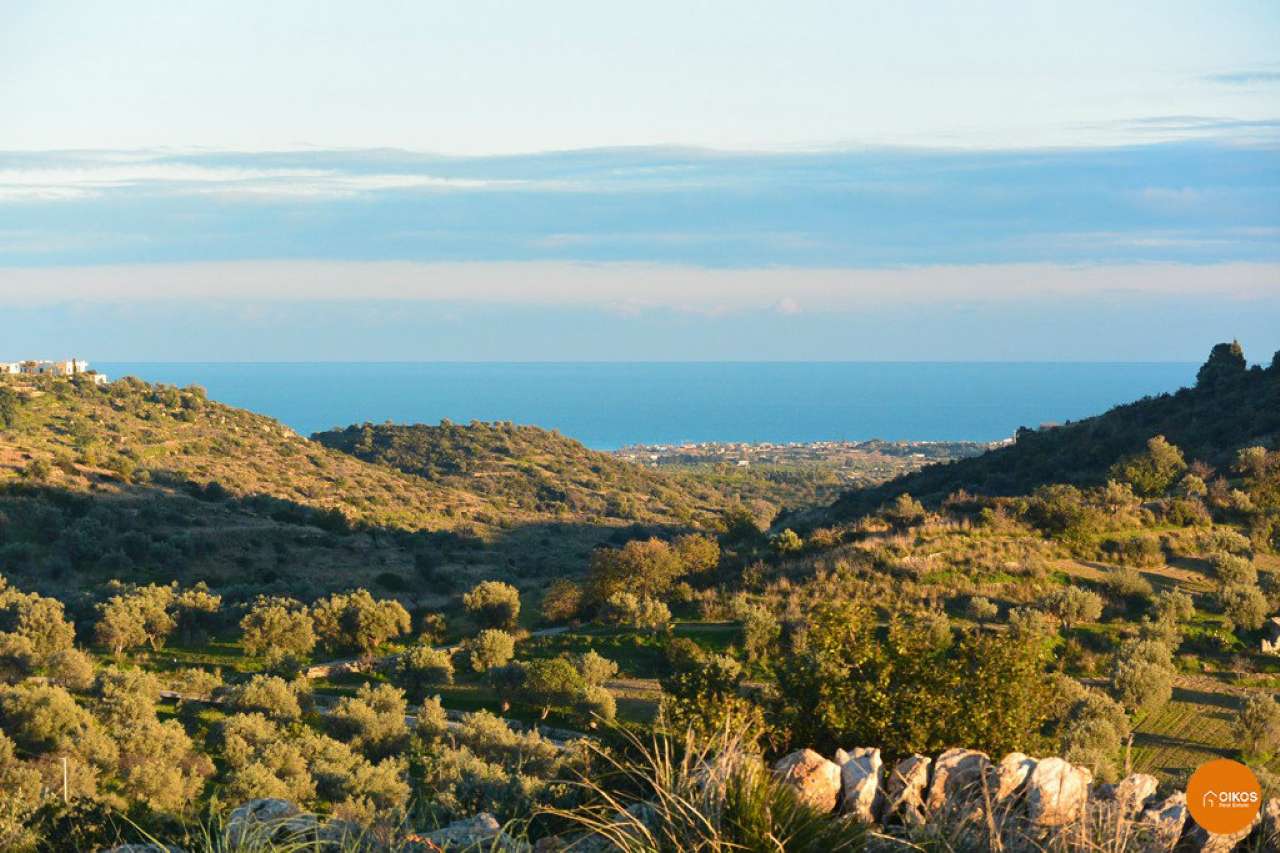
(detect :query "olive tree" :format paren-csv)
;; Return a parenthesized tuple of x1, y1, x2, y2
(393, 644, 455, 702)
(1038, 586, 1104, 630)
(1236, 694, 1280, 762)
(463, 629, 516, 673)
(462, 580, 521, 630)
(1221, 583, 1269, 632)
(311, 589, 411, 657)
(1110, 638, 1174, 715)
(240, 596, 317, 662)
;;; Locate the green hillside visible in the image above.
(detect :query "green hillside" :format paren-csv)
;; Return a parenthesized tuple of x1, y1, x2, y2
(312, 420, 725, 525)
(829, 343, 1280, 519)
(0, 376, 724, 603)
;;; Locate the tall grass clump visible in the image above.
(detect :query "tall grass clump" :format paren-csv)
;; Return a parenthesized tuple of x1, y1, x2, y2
(540, 725, 864, 852)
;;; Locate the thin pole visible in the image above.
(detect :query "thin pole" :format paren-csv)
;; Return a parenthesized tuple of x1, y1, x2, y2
(62, 756, 68, 803)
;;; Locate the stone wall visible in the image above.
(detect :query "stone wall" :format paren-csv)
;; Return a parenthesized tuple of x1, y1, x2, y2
(771, 745, 1277, 851)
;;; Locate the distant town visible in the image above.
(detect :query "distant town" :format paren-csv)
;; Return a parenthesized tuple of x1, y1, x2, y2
(0, 359, 109, 384)
(612, 437, 1006, 481)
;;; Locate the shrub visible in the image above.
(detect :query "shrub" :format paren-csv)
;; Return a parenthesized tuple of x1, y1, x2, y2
(1101, 568, 1153, 605)
(463, 580, 521, 630)
(1102, 535, 1163, 568)
(882, 493, 926, 530)
(233, 674, 302, 721)
(575, 650, 619, 687)
(1151, 588, 1195, 625)
(1221, 583, 1269, 632)
(1110, 435, 1187, 497)
(742, 604, 781, 664)
(540, 578, 583, 623)
(1007, 606, 1054, 639)
(770, 529, 804, 555)
(1211, 552, 1258, 588)
(601, 592, 671, 633)
(577, 684, 617, 723)
(966, 596, 999, 625)
(1038, 586, 1104, 630)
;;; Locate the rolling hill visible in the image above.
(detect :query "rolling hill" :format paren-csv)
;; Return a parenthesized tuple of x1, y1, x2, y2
(828, 343, 1280, 519)
(311, 420, 725, 524)
(0, 376, 726, 605)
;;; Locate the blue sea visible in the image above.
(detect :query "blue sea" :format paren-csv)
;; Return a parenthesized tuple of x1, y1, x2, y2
(97, 362, 1198, 450)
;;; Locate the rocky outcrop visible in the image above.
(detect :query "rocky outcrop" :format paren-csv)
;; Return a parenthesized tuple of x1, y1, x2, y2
(925, 748, 991, 814)
(225, 799, 316, 847)
(409, 812, 530, 852)
(989, 752, 1036, 804)
(773, 748, 842, 813)
(1183, 814, 1262, 853)
(884, 753, 931, 827)
(1111, 772, 1159, 818)
(1137, 791, 1187, 847)
(1025, 757, 1092, 827)
(209, 752, 1280, 851)
(837, 746, 884, 823)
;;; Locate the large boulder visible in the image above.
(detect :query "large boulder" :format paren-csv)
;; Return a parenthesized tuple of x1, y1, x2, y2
(225, 799, 315, 847)
(838, 747, 884, 823)
(925, 748, 991, 814)
(1137, 791, 1187, 847)
(1112, 772, 1159, 818)
(773, 749, 842, 813)
(1024, 757, 1092, 826)
(988, 752, 1036, 804)
(884, 754, 931, 827)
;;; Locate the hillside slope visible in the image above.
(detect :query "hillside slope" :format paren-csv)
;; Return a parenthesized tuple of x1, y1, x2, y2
(0, 377, 723, 601)
(829, 343, 1280, 518)
(312, 420, 725, 524)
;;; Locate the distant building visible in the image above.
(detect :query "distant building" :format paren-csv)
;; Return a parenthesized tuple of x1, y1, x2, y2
(2, 358, 107, 384)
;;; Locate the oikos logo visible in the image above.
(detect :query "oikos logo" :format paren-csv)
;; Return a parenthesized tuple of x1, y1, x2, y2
(1187, 758, 1261, 835)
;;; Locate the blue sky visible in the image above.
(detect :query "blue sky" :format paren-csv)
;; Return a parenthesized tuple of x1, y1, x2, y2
(1, 1, 1278, 360)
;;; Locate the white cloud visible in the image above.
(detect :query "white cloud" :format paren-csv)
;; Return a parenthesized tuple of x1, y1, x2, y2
(0, 161, 534, 202)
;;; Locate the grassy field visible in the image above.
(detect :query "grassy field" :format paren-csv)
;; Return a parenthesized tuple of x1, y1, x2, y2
(1131, 680, 1248, 786)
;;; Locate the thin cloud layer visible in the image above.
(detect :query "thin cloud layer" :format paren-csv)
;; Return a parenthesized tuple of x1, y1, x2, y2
(1, 142, 1278, 269)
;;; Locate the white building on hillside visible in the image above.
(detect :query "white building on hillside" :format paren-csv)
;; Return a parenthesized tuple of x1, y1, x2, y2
(1, 359, 108, 384)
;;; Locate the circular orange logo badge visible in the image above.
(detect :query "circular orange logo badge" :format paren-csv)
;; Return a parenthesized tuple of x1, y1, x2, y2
(1187, 758, 1262, 835)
